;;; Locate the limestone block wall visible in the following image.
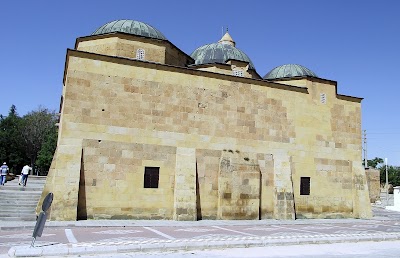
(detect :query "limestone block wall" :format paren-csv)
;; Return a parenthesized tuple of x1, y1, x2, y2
(352, 163, 372, 218)
(77, 36, 166, 64)
(173, 147, 197, 221)
(39, 49, 372, 220)
(165, 45, 194, 67)
(196, 149, 277, 220)
(194, 65, 234, 77)
(272, 155, 295, 220)
(62, 53, 297, 146)
(76, 37, 119, 57)
(39, 143, 82, 220)
(295, 158, 354, 219)
(258, 154, 275, 219)
(78, 139, 176, 220)
(196, 149, 221, 220)
(289, 79, 370, 219)
(366, 168, 380, 203)
(218, 151, 261, 220)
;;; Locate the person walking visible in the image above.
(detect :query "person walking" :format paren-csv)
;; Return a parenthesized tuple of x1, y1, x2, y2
(1, 162, 9, 186)
(20, 164, 32, 187)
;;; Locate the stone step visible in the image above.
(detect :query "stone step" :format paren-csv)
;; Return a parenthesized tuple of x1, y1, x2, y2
(3, 199, 40, 203)
(2, 195, 42, 199)
(3, 178, 45, 181)
(1, 179, 45, 183)
(0, 188, 42, 192)
(1, 207, 37, 212)
(0, 211, 36, 218)
(3, 199, 38, 203)
(1, 196, 43, 200)
(0, 187, 45, 192)
(0, 175, 46, 221)
(4, 184, 46, 187)
(2, 202, 38, 207)
(2, 215, 37, 221)
(1, 187, 45, 190)
(1, 194, 42, 199)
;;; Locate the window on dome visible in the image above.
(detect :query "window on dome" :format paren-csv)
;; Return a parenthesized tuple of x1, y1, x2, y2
(136, 49, 145, 60)
(232, 70, 244, 77)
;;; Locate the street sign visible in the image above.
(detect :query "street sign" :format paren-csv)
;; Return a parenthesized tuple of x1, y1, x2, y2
(42, 192, 53, 212)
(31, 192, 53, 247)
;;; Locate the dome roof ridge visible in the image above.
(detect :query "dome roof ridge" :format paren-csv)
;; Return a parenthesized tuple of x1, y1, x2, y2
(264, 64, 317, 79)
(91, 19, 167, 40)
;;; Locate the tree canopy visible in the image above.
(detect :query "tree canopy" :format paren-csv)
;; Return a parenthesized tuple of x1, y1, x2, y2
(367, 157, 400, 187)
(0, 105, 58, 175)
(367, 157, 384, 169)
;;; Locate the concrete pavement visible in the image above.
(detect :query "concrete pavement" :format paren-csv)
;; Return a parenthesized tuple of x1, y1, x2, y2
(2, 205, 400, 257)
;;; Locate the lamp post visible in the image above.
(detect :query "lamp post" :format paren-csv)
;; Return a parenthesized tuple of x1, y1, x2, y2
(385, 158, 388, 205)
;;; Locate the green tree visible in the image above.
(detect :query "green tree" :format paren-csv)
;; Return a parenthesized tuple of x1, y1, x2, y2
(367, 157, 384, 169)
(0, 105, 28, 173)
(19, 106, 58, 174)
(36, 125, 58, 175)
(380, 165, 400, 187)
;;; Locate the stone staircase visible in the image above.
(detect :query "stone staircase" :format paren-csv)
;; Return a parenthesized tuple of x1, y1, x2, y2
(0, 175, 47, 221)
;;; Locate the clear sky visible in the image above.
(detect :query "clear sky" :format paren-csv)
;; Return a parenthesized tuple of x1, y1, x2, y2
(1, 0, 399, 165)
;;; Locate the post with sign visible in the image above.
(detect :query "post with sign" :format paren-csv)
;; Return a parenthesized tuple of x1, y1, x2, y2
(385, 158, 388, 206)
(31, 192, 53, 247)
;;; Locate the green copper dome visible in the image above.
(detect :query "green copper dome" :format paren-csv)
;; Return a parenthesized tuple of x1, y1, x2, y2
(190, 32, 256, 70)
(264, 64, 317, 79)
(190, 43, 255, 70)
(92, 19, 167, 40)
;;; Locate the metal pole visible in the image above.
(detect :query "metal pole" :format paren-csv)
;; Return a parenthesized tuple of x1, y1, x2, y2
(386, 158, 388, 205)
(363, 130, 368, 168)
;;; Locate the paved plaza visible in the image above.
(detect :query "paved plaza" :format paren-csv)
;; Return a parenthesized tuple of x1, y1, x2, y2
(1, 205, 400, 257)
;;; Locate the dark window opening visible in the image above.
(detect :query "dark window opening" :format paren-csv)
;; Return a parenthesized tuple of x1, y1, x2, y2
(300, 177, 310, 195)
(144, 167, 160, 188)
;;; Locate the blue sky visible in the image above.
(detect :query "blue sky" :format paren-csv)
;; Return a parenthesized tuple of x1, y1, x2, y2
(1, 0, 399, 165)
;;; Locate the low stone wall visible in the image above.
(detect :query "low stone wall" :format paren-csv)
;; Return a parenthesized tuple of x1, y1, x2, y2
(365, 168, 380, 203)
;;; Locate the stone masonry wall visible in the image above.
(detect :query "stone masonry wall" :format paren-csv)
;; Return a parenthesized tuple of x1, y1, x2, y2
(365, 168, 380, 203)
(77, 37, 166, 64)
(78, 139, 176, 220)
(39, 49, 372, 220)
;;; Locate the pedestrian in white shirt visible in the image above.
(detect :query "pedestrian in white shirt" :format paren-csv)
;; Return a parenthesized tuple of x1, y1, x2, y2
(1, 162, 9, 186)
(20, 165, 32, 187)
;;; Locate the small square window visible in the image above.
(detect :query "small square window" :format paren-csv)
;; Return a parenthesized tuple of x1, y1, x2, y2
(320, 93, 326, 104)
(144, 167, 159, 188)
(300, 177, 310, 195)
(232, 70, 244, 77)
(136, 49, 145, 60)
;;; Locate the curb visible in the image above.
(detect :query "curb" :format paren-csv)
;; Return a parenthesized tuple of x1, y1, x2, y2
(8, 232, 400, 257)
(0, 217, 383, 231)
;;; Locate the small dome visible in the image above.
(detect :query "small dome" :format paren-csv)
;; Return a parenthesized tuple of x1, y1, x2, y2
(264, 64, 317, 79)
(190, 32, 255, 70)
(92, 19, 167, 40)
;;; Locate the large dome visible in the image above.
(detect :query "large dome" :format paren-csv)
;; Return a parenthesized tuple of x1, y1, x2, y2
(92, 19, 167, 40)
(190, 32, 256, 70)
(264, 64, 317, 80)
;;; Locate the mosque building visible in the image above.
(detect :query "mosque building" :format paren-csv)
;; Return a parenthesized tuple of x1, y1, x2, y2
(37, 19, 372, 221)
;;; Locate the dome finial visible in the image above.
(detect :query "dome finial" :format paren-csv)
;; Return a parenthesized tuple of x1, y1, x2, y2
(218, 28, 235, 47)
